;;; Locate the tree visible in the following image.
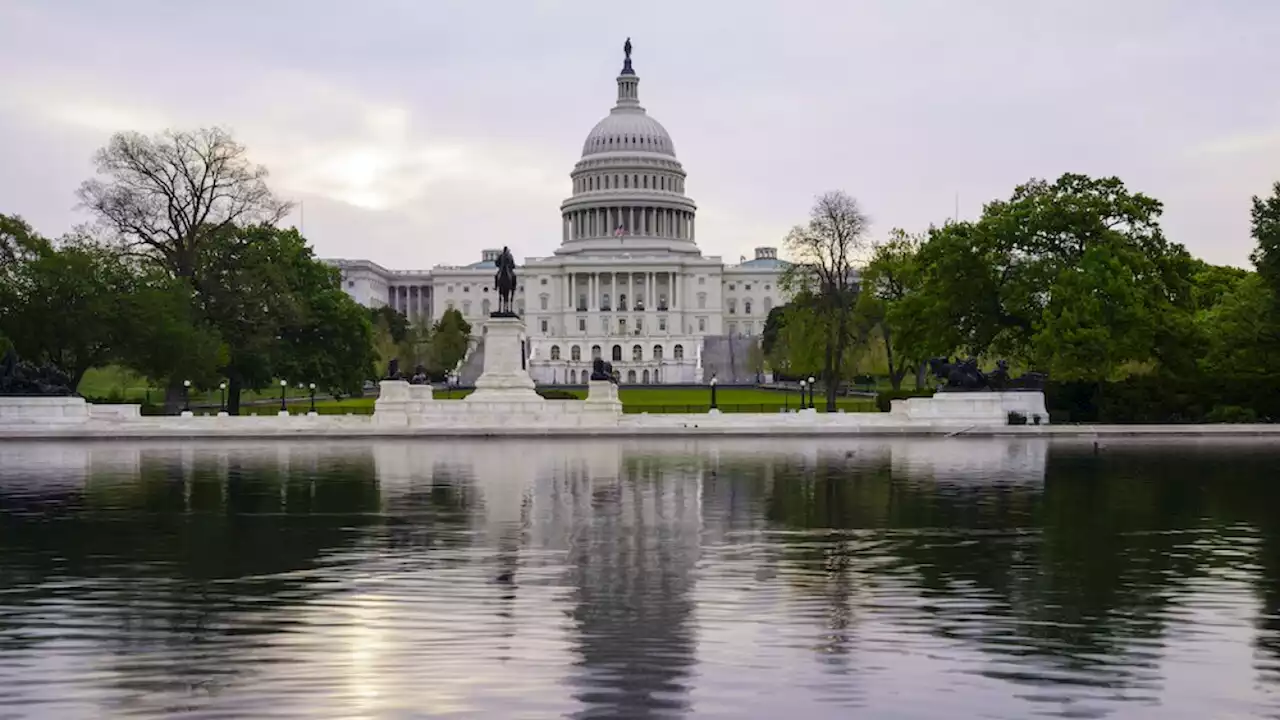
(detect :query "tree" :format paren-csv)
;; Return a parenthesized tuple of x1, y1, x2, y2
(426, 308, 472, 378)
(0, 236, 138, 387)
(856, 229, 932, 390)
(193, 225, 375, 413)
(780, 191, 870, 409)
(911, 173, 1195, 381)
(77, 128, 292, 279)
(370, 306, 409, 344)
(76, 128, 292, 410)
(1253, 181, 1280, 301)
(1201, 273, 1277, 375)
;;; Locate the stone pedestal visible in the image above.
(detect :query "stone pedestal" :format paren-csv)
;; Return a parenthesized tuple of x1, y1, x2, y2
(373, 379, 412, 426)
(467, 316, 544, 405)
(584, 380, 623, 416)
(890, 390, 1050, 425)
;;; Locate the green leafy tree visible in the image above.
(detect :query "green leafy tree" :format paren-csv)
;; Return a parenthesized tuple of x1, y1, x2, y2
(371, 306, 409, 344)
(1253, 181, 1280, 301)
(912, 173, 1195, 381)
(426, 308, 472, 377)
(780, 191, 870, 409)
(77, 127, 292, 409)
(855, 229, 934, 389)
(1201, 273, 1277, 375)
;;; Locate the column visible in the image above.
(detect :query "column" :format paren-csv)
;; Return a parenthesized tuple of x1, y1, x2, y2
(689, 213, 695, 242)
(590, 273, 597, 311)
(628, 273, 634, 312)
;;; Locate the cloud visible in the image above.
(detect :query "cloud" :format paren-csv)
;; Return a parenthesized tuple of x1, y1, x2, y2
(1191, 130, 1280, 157)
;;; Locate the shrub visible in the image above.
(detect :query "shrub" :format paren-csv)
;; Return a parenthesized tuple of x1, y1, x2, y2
(1205, 404, 1258, 423)
(537, 389, 580, 400)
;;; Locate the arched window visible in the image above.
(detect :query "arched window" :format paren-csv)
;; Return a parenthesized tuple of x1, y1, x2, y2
(592, 345, 602, 359)
(626, 370, 637, 384)
(571, 345, 581, 361)
(744, 298, 753, 315)
(642, 369, 650, 383)
(550, 345, 561, 360)
(623, 175, 629, 188)
(612, 345, 622, 362)
(482, 299, 491, 315)
(674, 344, 684, 360)
(653, 344, 664, 361)
(643, 176, 649, 188)
(632, 344, 643, 361)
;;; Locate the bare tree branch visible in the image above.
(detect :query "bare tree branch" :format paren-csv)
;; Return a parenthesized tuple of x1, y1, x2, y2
(76, 127, 294, 279)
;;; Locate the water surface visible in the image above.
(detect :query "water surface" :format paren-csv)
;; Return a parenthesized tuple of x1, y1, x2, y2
(2, 437, 1279, 718)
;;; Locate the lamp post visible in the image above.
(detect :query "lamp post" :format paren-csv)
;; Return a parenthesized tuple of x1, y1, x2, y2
(308, 383, 317, 415)
(181, 379, 191, 414)
(798, 379, 806, 411)
(808, 376, 816, 410)
(218, 382, 227, 415)
(710, 375, 718, 412)
(279, 379, 288, 414)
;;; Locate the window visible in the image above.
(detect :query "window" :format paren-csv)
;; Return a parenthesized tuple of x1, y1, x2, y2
(571, 345, 581, 361)
(636, 317, 643, 333)
(447, 285, 454, 292)
(517, 300, 525, 314)
(745, 322, 754, 335)
(540, 318, 549, 333)
(602, 293, 611, 311)
(728, 322, 738, 335)
(551, 345, 561, 360)
(728, 298, 737, 314)
(578, 317, 586, 332)
(446, 300, 455, 310)
(619, 318, 627, 334)
(619, 293, 627, 310)
(632, 344, 642, 361)
(744, 299, 753, 315)
(483, 286, 489, 293)
(540, 277, 548, 285)
(463, 285, 470, 293)
(482, 299, 491, 315)
(347, 280, 354, 288)
(765, 284, 771, 291)
(698, 317, 706, 332)
(728, 283, 735, 291)
(578, 294, 587, 311)
(745, 283, 752, 291)
(642, 369, 650, 383)
(463, 301, 472, 315)
(653, 345, 664, 361)
(601, 316, 609, 332)
(698, 276, 705, 285)
(673, 344, 684, 360)
(592, 345, 602, 360)
(658, 316, 667, 331)
(764, 297, 772, 312)
(697, 292, 706, 309)
(626, 370, 636, 384)
(540, 295, 548, 311)
(612, 345, 622, 362)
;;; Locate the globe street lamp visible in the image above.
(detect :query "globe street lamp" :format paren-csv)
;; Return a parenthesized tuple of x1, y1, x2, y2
(808, 376, 816, 410)
(798, 379, 806, 411)
(181, 379, 191, 414)
(218, 382, 227, 415)
(279, 379, 288, 414)
(308, 382, 317, 415)
(710, 375, 718, 412)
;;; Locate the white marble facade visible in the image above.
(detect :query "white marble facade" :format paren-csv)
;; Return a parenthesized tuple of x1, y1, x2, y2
(326, 44, 789, 385)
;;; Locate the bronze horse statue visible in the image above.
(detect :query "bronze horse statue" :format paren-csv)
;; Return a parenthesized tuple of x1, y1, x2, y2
(494, 246, 518, 316)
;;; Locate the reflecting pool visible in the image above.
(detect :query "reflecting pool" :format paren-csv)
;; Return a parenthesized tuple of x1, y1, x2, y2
(1, 437, 1279, 718)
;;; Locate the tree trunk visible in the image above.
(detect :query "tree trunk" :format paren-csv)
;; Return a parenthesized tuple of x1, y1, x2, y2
(163, 377, 184, 414)
(228, 375, 244, 416)
(915, 361, 928, 390)
(881, 325, 902, 391)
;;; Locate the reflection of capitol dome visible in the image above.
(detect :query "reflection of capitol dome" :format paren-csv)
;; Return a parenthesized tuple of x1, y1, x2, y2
(558, 38, 698, 256)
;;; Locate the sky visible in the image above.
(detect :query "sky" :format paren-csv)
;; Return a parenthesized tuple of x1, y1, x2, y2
(1, 0, 1278, 270)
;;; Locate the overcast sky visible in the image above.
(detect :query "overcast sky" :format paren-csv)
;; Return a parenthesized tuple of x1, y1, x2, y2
(1, 1, 1277, 269)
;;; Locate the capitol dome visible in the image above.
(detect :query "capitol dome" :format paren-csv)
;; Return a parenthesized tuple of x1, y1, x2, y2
(557, 39, 698, 257)
(581, 113, 676, 158)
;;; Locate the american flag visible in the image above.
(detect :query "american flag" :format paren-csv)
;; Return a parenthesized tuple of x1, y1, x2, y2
(614, 224, 627, 237)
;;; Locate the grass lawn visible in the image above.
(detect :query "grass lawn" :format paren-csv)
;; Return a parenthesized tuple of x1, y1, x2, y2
(80, 365, 359, 405)
(232, 386, 878, 415)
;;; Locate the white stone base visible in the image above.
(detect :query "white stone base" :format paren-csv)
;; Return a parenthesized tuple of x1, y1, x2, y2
(890, 390, 1049, 425)
(0, 396, 90, 424)
(468, 316, 543, 404)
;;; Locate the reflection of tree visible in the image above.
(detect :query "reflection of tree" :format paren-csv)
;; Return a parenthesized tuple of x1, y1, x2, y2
(381, 461, 478, 558)
(564, 457, 698, 719)
(762, 442, 1280, 709)
(0, 445, 382, 706)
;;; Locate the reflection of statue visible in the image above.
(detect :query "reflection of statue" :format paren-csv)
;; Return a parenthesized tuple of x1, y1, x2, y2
(0, 349, 77, 396)
(494, 246, 518, 316)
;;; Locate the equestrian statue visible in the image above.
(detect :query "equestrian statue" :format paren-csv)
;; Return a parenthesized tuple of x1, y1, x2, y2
(494, 246, 518, 317)
(928, 356, 1047, 392)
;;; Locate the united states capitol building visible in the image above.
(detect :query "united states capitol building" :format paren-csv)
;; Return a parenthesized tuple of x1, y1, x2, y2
(327, 43, 789, 385)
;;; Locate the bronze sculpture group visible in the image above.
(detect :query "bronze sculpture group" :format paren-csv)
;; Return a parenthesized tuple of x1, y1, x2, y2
(928, 357, 1047, 392)
(493, 246, 518, 317)
(0, 349, 77, 396)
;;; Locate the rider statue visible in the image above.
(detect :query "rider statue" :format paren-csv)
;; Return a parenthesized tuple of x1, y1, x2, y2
(494, 246, 518, 316)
